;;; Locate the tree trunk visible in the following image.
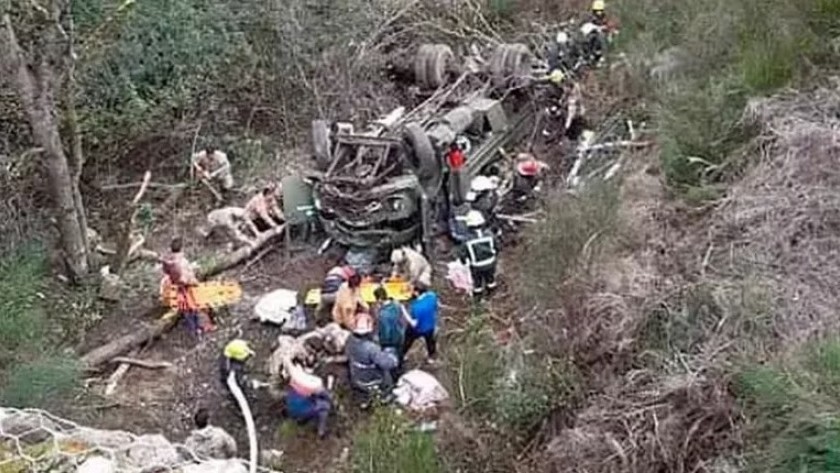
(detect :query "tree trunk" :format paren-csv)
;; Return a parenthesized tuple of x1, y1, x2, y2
(65, 12, 91, 261)
(1, 14, 89, 280)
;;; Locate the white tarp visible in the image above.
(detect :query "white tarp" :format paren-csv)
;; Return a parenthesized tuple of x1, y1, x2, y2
(393, 370, 449, 412)
(253, 289, 306, 331)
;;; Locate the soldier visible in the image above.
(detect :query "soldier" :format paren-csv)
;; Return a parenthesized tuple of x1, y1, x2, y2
(245, 185, 284, 232)
(203, 206, 258, 247)
(192, 146, 234, 192)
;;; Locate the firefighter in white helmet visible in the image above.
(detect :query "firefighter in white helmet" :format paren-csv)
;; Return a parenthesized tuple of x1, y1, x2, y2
(457, 210, 498, 298)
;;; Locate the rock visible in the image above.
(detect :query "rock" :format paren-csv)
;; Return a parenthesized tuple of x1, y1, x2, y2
(181, 459, 249, 473)
(76, 456, 115, 473)
(260, 449, 284, 467)
(98, 271, 124, 302)
(124, 434, 180, 471)
(0, 409, 59, 443)
(64, 427, 133, 450)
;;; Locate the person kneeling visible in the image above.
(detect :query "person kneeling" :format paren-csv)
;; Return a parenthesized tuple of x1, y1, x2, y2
(284, 361, 332, 439)
(345, 313, 399, 407)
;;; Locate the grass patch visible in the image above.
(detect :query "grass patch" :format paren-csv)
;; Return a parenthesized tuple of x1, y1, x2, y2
(0, 245, 82, 409)
(351, 408, 443, 473)
(1, 356, 82, 409)
(735, 339, 840, 472)
(520, 183, 620, 305)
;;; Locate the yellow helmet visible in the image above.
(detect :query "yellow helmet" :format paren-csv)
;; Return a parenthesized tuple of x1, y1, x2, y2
(224, 339, 254, 361)
(592, 0, 605, 11)
(549, 69, 566, 85)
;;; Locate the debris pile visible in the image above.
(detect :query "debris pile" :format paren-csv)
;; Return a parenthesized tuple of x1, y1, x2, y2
(0, 408, 268, 473)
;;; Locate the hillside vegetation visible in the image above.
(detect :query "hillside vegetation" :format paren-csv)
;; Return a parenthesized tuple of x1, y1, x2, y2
(1, 0, 839, 471)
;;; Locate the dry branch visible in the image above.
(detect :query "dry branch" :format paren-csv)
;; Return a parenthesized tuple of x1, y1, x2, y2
(110, 357, 173, 370)
(110, 171, 151, 276)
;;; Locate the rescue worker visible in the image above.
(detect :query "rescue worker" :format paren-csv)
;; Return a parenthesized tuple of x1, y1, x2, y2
(465, 176, 499, 222)
(161, 237, 204, 337)
(245, 185, 283, 232)
(319, 259, 355, 323)
(192, 146, 234, 193)
(512, 154, 550, 202)
(345, 313, 399, 404)
(445, 141, 467, 205)
(284, 361, 332, 439)
(390, 246, 432, 287)
(332, 273, 368, 330)
(203, 206, 258, 247)
(219, 339, 255, 401)
(590, 0, 607, 26)
(547, 30, 581, 74)
(457, 211, 498, 298)
(403, 282, 439, 365)
(184, 408, 237, 460)
(374, 286, 416, 367)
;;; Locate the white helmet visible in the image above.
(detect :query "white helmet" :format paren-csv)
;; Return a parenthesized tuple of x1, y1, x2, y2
(465, 210, 486, 228)
(556, 31, 570, 45)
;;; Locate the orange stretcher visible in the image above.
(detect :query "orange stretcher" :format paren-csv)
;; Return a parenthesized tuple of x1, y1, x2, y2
(159, 278, 243, 310)
(304, 278, 413, 306)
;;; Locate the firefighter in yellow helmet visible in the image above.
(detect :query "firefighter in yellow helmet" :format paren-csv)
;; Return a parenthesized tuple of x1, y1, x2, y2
(219, 339, 255, 400)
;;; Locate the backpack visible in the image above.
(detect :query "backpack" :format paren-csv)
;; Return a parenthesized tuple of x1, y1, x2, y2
(378, 302, 404, 348)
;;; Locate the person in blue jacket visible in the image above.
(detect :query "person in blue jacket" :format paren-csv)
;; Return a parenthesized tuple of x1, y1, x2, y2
(403, 282, 439, 365)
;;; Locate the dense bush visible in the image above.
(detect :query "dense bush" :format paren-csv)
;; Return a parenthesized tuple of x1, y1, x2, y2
(615, 0, 840, 192)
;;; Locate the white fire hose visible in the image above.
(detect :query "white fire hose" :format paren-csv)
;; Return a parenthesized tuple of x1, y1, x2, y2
(226, 372, 258, 473)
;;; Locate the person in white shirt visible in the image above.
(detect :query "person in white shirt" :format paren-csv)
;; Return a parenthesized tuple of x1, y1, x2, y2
(184, 408, 237, 460)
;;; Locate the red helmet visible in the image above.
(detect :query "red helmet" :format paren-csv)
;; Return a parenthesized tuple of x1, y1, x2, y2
(517, 159, 543, 177)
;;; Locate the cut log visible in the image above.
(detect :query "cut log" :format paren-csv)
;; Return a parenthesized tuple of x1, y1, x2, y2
(198, 225, 285, 279)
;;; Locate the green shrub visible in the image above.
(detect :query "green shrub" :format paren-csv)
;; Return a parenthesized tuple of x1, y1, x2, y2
(736, 340, 840, 472)
(351, 408, 443, 473)
(520, 183, 620, 304)
(448, 314, 502, 415)
(1, 356, 82, 409)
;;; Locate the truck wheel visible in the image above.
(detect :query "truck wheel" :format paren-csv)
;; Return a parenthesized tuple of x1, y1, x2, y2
(491, 43, 533, 87)
(403, 123, 441, 194)
(415, 44, 454, 89)
(312, 120, 332, 171)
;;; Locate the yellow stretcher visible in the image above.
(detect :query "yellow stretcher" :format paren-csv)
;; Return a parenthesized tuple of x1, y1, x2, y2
(160, 279, 243, 310)
(304, 278, 414, 306)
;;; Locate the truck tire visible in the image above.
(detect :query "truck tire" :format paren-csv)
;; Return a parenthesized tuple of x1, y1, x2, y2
(491, 43, 533, 87)
(415, 44, 454, 89)
(414, 44, 436, 89)
(312, 120, 332, 171)
(427, 44, 454, 89)
(403, 123, 440, 194)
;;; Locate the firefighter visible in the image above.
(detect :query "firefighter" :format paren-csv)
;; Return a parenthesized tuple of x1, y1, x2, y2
(548, 30, 581, 75)
(219, 339, 255, 401)
(457, 210, 498, 298)
(465, 176, 499, 222)
(512, 154, 550, 202)
(591, 0, 607, 26)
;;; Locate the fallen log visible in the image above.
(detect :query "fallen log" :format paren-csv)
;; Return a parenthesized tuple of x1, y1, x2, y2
(198, 224, 285, 279)
(81, 310, 178, 369)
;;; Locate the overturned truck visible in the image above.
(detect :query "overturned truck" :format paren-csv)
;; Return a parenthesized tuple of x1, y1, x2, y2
(306, 43, 539, 256)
